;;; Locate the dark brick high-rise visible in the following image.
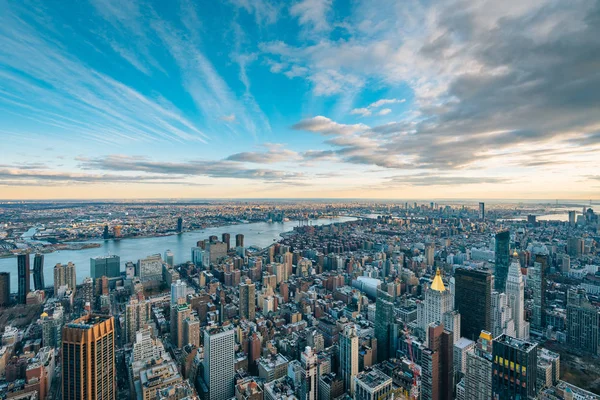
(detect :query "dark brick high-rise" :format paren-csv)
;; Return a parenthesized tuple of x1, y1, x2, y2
(33, 253, 45, 291)
(222, 233, 231, 251)
(236, 233, 244, 247)
(455, 268, 493, 340)
(17, 254, 30, 304)
(494, 230, 510, 291)
(0, 272, 10, 307)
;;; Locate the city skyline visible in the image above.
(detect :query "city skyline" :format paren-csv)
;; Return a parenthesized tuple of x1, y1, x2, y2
(1, 0, 600, 200)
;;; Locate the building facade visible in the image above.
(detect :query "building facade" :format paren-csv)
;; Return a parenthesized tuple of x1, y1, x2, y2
(62, 314, 116, 400)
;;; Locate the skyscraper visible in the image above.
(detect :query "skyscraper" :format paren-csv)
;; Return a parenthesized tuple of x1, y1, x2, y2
(0, 272, 10, 307)
(203, 327, 235, 400)
(177, 217, 183, 233)
(425, 242, 435, 267)
(124, 297, 151, 344)
(62, 314, 116, 400)
(421, 322, 454, 400)
(492, 334, 537, 400)
(530, 253, 548, 330)
(494, 230, 510, 291)
(54, 262, 76, 295)
(505, 252, 529, 339)
(33, 253, 45, 290)
(300, 346, 319, 400)
(566, 288, 600, 356)
(90, 255, 121, 279)
(454, 268, 493, 340)
(418, 269, 454, 335)
(464, 331, 493, 400)
(17, 253, 30, 304)
(479, 202, 485, 220)
(340, 324, 359, 395)
(491, 291, 515, 338)
(236, 233, 244, 247)
(164, 250, 175, 267)
(239, 279, 256, 320)
(171, 279, 187, 306)
(222, 233, 231, 251)
(170, 301, 191, 348)
(375, 284, 394, 362)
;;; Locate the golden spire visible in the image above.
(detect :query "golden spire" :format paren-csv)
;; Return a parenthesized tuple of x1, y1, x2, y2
(513, 250, 519, 258)
(430, 268, 446, 292)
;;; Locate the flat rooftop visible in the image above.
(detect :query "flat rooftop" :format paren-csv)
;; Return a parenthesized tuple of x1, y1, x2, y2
(356, 369, 392, 389)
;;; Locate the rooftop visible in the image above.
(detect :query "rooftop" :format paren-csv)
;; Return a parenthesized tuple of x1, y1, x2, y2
(495, 334, 536, 353)
(356, 369, 392, 389)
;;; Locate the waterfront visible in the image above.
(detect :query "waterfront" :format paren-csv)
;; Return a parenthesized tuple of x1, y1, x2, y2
(0, 217, 356, 291)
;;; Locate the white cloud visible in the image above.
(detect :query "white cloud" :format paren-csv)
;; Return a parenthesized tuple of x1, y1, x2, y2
(350, 108, 371, 116)
(220, 114, 236, 122)
(290, 0, 332, 32)
(378, 108, 392, 116)
(369, 98, 405, 108)
(292, 116, 369, 136)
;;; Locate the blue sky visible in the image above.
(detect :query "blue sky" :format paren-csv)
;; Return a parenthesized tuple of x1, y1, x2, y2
(1, 0, 600, 199)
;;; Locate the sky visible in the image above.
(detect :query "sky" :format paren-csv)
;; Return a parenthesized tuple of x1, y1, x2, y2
(1, 0, 599, 200)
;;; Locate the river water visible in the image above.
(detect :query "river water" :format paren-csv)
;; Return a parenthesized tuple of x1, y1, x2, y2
(0, 217, 356, 291)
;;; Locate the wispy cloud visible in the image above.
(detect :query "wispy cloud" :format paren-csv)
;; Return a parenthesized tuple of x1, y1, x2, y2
(78, 155, 304, 182)
(290, 0, 332, 32)
(0, 1, 208, 145)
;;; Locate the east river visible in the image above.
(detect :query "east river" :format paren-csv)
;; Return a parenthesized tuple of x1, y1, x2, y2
(0, 217, 357, 291)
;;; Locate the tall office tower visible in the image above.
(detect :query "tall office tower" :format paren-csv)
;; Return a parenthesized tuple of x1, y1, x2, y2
(443, 310, 461, 345)
(491, 291, 515, 338)
(479, 202, 485, 220)
(568, 210, 576, 225)
(33, 253, 45, 290)
(0, 272, 10, 307)
(505, 252, 529, 339)
(191, 247, 210, 268)
(171, 279, 187, 305)
(124, 297, 151, 344)
(375, 285, 395, 362)
(566, 288, 600, 356)
(177, 217, 183, 233)
(454, 268, 493, 340)
(453, 338, 475, 381)
(421, 322, 454, 400)
(222, 233, 231, 251)
(465, 331, 493, 400)
(530, 253, 548, 330)
(418, 269, 453, 334)
(170, 301, 191, 348)
(164, 250, 175, 267)
(203, 327, 235, 400)
(183, 316, 200, 347)
(62, 314, 116, 400)
(567, 237, 584, 257)
(54, 262, 76, 296)
(236, 233, 244, 247)
(425, 242, 435, 267)
(90, 255, 121, 279)
(137, 254, 163, 282)
(492, 334, 537, 400)
(300, 346, 319, 400)
(340, 324, 359, 395)
(239, 279, 256, 320)
(103, 225, 110, 239)
(17, 254, 30, 304)
(494, 230, 510, 291)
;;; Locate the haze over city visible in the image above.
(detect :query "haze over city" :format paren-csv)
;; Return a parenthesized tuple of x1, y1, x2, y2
(1, 0, 599, 200)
